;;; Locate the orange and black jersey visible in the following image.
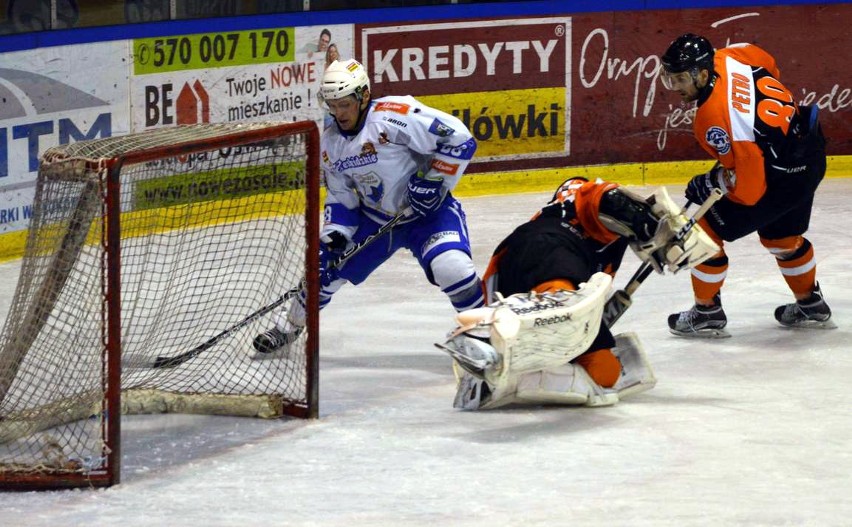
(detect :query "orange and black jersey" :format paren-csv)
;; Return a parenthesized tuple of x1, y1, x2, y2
(482, 178, 630, 299)
(695, 43, 805, 206)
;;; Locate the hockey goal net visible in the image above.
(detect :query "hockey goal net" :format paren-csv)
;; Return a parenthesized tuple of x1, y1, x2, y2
(0, 121, 320, 490)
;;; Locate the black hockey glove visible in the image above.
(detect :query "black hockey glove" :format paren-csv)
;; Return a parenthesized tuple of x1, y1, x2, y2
(319, 231, 349, 286)
(407, 175, 444, 217)
(686, 165, 729, 204)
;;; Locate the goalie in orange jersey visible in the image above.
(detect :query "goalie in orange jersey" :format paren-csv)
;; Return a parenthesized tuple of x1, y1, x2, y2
(437, 177, 718, 410)
(660, 34, 833, 337)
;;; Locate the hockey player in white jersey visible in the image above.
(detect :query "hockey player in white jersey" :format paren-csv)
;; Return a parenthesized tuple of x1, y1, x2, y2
(254, 58, 485, 353)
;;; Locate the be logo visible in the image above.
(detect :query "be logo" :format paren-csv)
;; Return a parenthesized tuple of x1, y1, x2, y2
(145, 80, 210, 127)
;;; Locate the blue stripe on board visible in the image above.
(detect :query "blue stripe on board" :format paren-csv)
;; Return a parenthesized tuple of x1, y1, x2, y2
(0, 0, 841, 53)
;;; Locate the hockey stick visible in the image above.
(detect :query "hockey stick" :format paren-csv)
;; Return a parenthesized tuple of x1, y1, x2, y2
(602, 187, 723, 328)
(150, 208, 413, 368)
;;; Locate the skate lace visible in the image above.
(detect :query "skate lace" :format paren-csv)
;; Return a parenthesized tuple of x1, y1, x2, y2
(265, 326, 302, 347)
(678, 306, 703, 324)
(781, 297, 827, 321)
(263, 328, 289, 347)
(780, 303, 803, 319)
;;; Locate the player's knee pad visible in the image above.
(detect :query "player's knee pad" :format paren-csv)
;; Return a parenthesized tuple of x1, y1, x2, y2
(430, 250, 484, 311)
(760, 235, 806, 260)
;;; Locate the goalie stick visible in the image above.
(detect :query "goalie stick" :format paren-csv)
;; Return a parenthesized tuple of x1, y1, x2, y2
(602, 187, 723, 328)
(150, 208, 413, 369)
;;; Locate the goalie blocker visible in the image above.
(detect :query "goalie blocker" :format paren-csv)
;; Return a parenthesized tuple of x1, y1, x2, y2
(436, 273, 657, 410)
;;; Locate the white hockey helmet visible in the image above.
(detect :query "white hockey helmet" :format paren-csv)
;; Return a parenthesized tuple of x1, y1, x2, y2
(320, 59, 370, 102)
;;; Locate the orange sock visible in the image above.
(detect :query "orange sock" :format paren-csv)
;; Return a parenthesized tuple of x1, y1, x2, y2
(533, 278, 576, 293)
(575, 349, 621, 388)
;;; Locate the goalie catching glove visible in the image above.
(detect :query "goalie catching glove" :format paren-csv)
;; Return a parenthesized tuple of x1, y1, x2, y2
(599, 186, 718, 274)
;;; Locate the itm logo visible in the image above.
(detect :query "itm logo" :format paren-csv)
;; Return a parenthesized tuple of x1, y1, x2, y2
(0, 68, 112, 179)
(145, 80, 210, 127)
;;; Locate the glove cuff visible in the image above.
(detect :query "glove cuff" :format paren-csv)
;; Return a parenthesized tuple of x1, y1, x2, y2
(320, 231, 350, 252)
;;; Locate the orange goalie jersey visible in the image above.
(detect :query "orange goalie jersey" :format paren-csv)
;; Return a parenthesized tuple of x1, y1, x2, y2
(693, 43, 799, 206)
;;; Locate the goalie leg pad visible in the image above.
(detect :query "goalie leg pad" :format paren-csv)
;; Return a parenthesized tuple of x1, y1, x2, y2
(437, 272, 613, 384)
(611, 332, 657, 398)
(515, 363, 619, 407)
(487, 272, 612, 380)
(454, 361, 621, 410)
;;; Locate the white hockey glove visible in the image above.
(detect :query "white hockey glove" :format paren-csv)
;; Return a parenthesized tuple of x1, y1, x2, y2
(630, 187, 719, 273)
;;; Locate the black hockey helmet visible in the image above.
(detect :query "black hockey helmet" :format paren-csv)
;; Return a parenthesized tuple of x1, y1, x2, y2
(661, 33, 714, 74)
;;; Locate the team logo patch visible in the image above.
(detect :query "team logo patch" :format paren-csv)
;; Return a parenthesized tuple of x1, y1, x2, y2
(422, 231, 461, 254)
(705, 126, 731, 155)
(334, 150, 378, 171)
(375, 101, 411, 114)
(382, 116, 407, 128)
(353, 172, 384, 203)
(429, 118, 456, 137)
(431, 159, 459, 176)
(437, 138, 477, 160)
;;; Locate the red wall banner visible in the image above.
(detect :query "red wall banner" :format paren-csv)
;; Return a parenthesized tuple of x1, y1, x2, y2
(357, 4, 851, 173)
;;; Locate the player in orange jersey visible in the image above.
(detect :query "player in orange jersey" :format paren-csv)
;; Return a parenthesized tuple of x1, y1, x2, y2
(660, 34, 833, 337)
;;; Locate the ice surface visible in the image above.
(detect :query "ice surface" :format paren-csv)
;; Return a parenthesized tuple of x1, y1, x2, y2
(1, 179, 850, 526)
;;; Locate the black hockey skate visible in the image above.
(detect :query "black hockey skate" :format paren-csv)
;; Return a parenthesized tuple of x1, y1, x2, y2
(253, 326, 303, 354)
(668, 295, 730, 338)
(774, 283, 836, 329)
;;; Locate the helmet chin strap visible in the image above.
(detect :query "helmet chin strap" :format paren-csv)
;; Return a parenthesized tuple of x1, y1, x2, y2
(696, 71, 716, 104)
(354, 96, 371, 130)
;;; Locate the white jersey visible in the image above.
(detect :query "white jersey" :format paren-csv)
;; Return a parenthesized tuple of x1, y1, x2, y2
(320, 95, 476, 234)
